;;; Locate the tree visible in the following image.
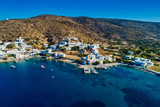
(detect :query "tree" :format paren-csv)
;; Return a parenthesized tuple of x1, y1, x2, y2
(8, 54, 13, 57)
(77, 59, 82, 63)
(71, 46, 79, 51)
(41, 46, 47, 50)
(103, 60, 109, 64)
(27, 42, 34, 45)
(93, 61, 100, 65)
(48, 43, 52, 48)
(6, 44, 15, 49)
(79, 53, 87, 58)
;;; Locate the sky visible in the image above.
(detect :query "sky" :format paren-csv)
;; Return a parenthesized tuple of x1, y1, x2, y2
(0, 0, 160, 22)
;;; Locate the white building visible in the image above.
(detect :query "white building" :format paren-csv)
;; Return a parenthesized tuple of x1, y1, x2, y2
(134, 57, 153, 68)
(12, 42, 19, 47)
(104, 55, 114, 62)
(43, 44, 48, 48)
(4, 42, 11, 46)
(125, 55, 134, 60)
(58, 41, 67, 47)
(90, 44, 99, 49)
(45, 49, 52, 54)
(68, 41, 76, 48)
(53, 52, 66, 58)
(0, 51, 7, 59)
(16, 37, 24, 43)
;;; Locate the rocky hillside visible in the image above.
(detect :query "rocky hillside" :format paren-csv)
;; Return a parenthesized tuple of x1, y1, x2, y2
(0, 15, 160, 47)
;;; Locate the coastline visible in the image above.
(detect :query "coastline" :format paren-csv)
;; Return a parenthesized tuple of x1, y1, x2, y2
(122, 64, 160, 76)
(0, 56, 159, 76)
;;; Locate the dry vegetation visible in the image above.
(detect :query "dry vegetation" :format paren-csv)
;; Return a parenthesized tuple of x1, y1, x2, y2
(0, 15, 159, 47)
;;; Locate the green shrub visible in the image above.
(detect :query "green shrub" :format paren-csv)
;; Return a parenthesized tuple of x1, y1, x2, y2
(77, 59, 82, 63)
(41, 46, 47, 50)
(93, 61, 100, 65)
(8, 54, 13, 57)
(6, 44, 15, 49)
(79, 53, 87, 57)
(27, 42, 34, 45)
(154, 63, 159, 66)
(103, 60, 108, 64)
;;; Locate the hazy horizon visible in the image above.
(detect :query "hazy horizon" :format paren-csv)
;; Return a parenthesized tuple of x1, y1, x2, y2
(0, 0, 160, 22)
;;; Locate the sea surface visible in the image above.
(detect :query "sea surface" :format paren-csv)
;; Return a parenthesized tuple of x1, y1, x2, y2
(0, 58, 160, 107)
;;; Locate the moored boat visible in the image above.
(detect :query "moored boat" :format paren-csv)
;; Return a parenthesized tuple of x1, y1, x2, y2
(91, 68, 98, 74)
(41, 65, 45, 69)
(10, 65, 16, 69)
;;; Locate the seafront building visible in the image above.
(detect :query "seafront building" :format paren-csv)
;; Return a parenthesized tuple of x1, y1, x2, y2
(134, 57, 153, 68)
(0, 36, 154, 70)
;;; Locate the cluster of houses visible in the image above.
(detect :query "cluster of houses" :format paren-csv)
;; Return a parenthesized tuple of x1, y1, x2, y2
(45, 37, 99, 52)
(0, 37, 39, 59)
(0, 37, 155, 69)
(81, 53, 114, 65)
(42, 37, 100, 58)
(134, 57, 153, 68)
(124, 52, 153, 68)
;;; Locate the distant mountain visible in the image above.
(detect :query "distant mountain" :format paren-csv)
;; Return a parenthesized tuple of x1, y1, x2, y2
(0, 15, 159, 48)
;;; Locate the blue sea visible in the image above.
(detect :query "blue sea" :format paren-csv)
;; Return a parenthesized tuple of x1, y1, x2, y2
(0, 58, 160, 107)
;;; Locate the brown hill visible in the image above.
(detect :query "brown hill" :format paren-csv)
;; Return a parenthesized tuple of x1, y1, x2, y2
(0, 14, 160, 48)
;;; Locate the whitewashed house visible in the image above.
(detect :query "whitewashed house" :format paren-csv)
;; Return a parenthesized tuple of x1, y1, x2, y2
(67, 41, 76, 48)
(125, 55, 134, 60)
(79, 45, 85, 50)
(43, 44, 48, 48)
(104, 55, 114, 62)
(65, 38, 70, 42)
(90, 44, 99, 49)
(0, 45, 6, 50)
(72, 37, 78, 41)
(0, 51, 7, 59)
(76, 42, 83, 46)
(32, 49, 40, 54)
(65, 47, 71, 51)
(87, 54, 96, 60)
(45, 49, 52, 54)
(4, 42, 11, 46)
(13, 54, 25, 59)
(16, 37, 24, 43)
(58, 41, 67, 48)
(134, 57, 153, 68)
(53, 52, 66, 58)
(128, 51, 134, 55)
(20, 42, 28, 46)
(49, 45, 57, 51)
(12, 42, 19, 47)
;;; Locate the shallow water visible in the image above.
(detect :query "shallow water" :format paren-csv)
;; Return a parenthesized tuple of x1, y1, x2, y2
(0, 58, 160, 107)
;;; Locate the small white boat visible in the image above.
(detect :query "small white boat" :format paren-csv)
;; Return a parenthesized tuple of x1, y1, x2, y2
(102, 67, 108, 70)
(52, 76, 54, 78)
(10, 65, 16, 69)
(91, 68, 99, 74)
(25, 58, 29, 61)
(41, 65, 45, 69)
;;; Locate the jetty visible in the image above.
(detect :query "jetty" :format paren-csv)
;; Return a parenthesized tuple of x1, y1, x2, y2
(91, 68, 98, 74)
(83, 67, 91, 73)
(79, 63, 121, 69)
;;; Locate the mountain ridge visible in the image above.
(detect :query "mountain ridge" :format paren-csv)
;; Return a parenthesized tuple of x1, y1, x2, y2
(0, 14, 159, 48)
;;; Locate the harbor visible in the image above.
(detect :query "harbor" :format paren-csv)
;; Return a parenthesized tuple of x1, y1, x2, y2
(80, 63, 122, 74)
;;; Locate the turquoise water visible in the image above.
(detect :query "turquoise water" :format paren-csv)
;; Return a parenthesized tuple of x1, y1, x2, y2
(0, 58, 160, 107)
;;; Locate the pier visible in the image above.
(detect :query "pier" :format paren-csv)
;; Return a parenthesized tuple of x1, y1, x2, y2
(79, 63, 121, 69)
(80, 63, 122, 74)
